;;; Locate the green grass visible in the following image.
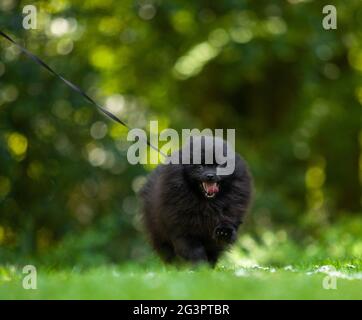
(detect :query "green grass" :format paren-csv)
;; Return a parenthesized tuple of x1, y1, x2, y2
(1, 260, 362, 299)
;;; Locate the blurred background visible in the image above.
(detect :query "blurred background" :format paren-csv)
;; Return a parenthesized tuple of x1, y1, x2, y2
(0, 0, 361, 268)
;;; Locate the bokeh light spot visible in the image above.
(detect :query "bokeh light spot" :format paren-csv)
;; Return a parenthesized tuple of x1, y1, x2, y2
(90, 46, 116, 70)
(138, 4, 156, 20)
(90, 121, 108, 140)
(306, 166, 325, 189)
(50, 17, 71, 36)
(7, 132, 28, 159)
(88, 146, 107, 166)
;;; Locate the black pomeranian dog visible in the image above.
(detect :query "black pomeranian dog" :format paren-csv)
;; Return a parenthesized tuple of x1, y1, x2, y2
(140, 136, 252, 265)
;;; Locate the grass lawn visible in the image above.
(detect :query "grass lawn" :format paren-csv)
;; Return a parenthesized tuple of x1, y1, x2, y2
(1, 260, 362, 299)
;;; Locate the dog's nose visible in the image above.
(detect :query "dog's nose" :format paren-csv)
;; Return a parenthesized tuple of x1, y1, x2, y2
(206, 174, 215, 181)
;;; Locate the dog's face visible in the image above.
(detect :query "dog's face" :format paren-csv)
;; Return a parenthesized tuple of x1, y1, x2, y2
(180, 136, 235, 199)
(184, 163, 227, 198)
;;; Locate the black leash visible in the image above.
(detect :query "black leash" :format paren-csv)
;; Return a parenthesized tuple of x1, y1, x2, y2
(0, 30, 167, 158)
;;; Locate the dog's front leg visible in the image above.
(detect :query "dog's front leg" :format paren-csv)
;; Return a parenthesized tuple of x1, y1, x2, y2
(171, 236, 208, 263)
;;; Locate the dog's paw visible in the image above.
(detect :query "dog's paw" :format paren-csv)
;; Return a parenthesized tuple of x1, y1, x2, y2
(213, 225, 236, 244)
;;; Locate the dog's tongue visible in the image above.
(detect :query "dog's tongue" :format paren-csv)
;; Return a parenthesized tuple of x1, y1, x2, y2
(204, 182, 219, 194)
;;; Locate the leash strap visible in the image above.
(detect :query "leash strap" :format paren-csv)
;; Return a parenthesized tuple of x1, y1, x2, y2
(0, 30, 166, 157)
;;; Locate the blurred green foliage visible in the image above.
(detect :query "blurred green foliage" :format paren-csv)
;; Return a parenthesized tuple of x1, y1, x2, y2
(0, 0, 361, 267)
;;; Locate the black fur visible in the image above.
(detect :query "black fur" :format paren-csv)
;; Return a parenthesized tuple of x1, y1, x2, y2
(140, 136, 252, 265)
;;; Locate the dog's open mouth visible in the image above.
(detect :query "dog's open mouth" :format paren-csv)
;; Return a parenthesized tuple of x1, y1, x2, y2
(201, 182, 219, 198)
